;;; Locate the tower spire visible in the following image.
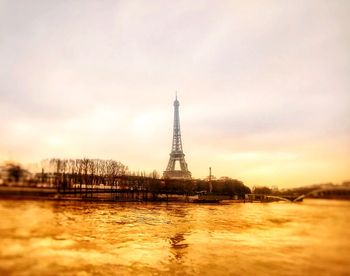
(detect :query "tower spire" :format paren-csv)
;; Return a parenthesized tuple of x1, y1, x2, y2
(163, 95, 191, 180)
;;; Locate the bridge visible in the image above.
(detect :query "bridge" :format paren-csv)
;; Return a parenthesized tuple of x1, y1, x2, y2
(294, 186, 350, 202)
(245, 194, 299, 202)
(246, 186, 350, 203)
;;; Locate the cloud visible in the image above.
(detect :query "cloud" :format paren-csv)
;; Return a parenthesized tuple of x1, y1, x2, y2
(0, 0, 349, 187)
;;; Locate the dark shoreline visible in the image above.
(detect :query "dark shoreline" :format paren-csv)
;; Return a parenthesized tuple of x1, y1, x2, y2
(1, 186, 348, 203)
(0, 186, 231, 203)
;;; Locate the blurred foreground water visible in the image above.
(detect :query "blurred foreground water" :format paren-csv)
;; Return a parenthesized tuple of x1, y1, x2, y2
(0, 199, 349, 275)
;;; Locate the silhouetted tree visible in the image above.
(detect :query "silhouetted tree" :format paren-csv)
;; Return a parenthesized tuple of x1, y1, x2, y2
(253, 186, 272, 195)
(7, 164, 24, 182)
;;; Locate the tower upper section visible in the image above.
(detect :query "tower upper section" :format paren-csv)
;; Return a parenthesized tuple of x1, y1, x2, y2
(174, 95, 179, 107)
(171, 95, 183, 153)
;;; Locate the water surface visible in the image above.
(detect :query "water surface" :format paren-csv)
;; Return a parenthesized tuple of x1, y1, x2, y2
(0, 199, 349, 275)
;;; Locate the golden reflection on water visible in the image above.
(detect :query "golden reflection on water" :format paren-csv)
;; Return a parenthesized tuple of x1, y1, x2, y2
(0, 199, 350, 275)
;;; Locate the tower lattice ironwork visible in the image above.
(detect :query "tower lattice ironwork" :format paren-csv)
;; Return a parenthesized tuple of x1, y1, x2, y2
(163, 95, 191, 179)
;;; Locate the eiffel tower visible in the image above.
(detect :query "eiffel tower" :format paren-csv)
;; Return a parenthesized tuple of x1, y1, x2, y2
(163, 94, 191, 180)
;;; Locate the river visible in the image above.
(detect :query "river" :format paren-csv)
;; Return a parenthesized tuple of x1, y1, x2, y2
(0, 199, 349, 275)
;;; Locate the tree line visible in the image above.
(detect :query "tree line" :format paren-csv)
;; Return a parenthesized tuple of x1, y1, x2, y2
(0, 158, 251, 199)
(40, 158, 251, 198)
(147, 178, 251, 199)
(40, 158, 128, 187)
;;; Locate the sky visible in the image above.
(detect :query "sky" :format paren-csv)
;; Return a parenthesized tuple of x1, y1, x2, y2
(0, 0, 349, 188)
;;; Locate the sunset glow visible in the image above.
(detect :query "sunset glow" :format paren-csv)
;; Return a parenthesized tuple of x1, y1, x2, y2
(0, 0, 349, 188)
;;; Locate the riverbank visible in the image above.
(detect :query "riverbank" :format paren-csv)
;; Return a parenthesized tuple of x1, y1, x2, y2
(2, 185, 346, 203)
(0, 186, 243, 203)
(0, 186, 57, 199)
